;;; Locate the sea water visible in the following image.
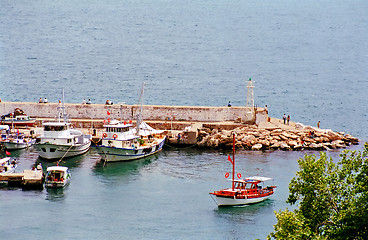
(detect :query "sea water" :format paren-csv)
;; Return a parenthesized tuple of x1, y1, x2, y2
(0, 0, 367, 239)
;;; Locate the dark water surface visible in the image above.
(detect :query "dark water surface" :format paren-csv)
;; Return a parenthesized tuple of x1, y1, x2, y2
(1, 0, 367, 239)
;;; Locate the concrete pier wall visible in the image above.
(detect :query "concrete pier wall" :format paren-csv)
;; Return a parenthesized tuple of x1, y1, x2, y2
(0, 102, 267, 123)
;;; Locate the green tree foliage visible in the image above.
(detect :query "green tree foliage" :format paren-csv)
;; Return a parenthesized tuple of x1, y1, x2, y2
(268, 143, 368, 240)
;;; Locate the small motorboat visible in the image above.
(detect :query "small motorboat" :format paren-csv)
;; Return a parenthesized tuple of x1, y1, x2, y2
(1, 113, 36, 127)
(2, 133, 36, 150)
(45, 166, 71, 188)
(209, 134, 276, 207)
(0, 157, 17, 173)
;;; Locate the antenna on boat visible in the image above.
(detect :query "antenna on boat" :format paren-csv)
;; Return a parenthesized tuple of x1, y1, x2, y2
(136, 82, 145, 136)
(57, 89, 68, 123)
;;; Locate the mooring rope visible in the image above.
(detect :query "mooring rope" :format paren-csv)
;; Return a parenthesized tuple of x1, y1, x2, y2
(57, 144, 73, 165)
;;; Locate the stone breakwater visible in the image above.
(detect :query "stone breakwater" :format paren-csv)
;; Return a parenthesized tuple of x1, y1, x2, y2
(195, 123, 359, 151)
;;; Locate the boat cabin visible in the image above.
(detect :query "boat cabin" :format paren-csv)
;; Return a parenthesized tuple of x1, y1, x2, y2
(234, 176, 273, 190)
(235, 180, 260, 190)
(46, 166, 70, 182)
(103, 122, 136, 140)
(42, 122, 71, 138)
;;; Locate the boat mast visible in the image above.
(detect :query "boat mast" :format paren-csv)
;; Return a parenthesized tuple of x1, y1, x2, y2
(136, 82, 145, 136)
(58, 89, 68, 122)
(232, 133, 235, 191)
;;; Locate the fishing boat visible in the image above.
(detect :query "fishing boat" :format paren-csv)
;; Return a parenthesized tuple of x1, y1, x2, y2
(209, 134, 276, 206)
(0, 157, 17, 173)
(45, 166, 71, 188)
(94, 120, 166, 162)
(94, 83, 166, 162)
(34, 90, 91, 160)
(1, 111, 36, 127)
(2, 133, 36, 150)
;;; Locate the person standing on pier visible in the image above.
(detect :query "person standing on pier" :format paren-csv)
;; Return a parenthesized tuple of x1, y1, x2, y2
(317, 121, 320, 128)
(287, 115, 290, 125)
(283, 114, 286, 124)
(228, 101, 232, 107)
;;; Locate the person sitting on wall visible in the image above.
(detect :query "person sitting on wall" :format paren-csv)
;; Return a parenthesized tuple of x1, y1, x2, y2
(228, 101, 232, 107)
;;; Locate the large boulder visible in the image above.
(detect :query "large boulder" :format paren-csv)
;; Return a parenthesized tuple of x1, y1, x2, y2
(252, 143, 263, 151)
(280, 142, 291, 150)
(288, 140, 298, 148)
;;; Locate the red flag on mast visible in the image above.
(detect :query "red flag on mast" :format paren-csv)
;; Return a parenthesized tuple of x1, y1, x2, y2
(107, 111, 111, 115)
(228, 155, 233, 164)
(6, 151, 11, 156)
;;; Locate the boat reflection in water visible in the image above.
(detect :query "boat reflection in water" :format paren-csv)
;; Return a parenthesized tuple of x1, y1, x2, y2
(93, 154, 158, 181)
(46, 187, 67, 202)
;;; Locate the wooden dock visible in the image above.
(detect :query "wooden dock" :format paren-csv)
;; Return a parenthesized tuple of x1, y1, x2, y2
(0, 169, 44, 189)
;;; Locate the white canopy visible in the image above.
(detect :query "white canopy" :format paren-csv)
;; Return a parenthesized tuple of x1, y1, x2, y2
(246, 176, 273, 182)
(46, 166, 69, 172)
(137, 122, 164, 136)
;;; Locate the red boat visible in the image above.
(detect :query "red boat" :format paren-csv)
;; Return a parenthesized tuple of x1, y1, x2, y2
(209, 134, 276, 206)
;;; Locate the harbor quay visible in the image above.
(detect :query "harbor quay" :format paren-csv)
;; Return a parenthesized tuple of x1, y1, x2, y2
(0, 101, 359, 151)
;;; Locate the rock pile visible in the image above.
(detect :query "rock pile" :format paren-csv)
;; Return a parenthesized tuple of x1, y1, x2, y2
(196, 124, 359, 151)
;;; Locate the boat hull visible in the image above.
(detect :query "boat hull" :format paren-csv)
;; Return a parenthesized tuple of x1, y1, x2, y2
(34, 142, 91, 160)
(3, 139, 36, 150)
(94, 137, 165, 162)
(45, 179, 69, 188)
(1, 120, 36, 127)
(213, 194, 272, 206)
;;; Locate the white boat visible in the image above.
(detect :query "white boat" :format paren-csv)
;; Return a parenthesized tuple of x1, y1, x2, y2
(94, 120, 166, 162)
(0, 157, 17, 173)
(209, 134, 276, 207)
(1, 113, 36, 127)
(2, 133, 36, 150)
(45, 166, 71, 188)
(94, 83, 166, 162)
(34, 90, 91, 160)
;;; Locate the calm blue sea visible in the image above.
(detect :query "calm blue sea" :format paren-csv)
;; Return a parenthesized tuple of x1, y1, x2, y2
(1, 0, 367, 239)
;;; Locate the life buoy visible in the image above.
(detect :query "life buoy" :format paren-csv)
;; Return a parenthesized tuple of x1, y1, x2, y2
(103, 133, 107, 138)
(113, 134, 118, 139)
(225, 172, 230, 178)
(237, 173, 242, 179)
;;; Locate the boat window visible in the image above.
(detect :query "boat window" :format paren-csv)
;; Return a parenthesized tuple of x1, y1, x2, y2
(44, 126, 65, 131)
(41, 148, 46, 152)
(50, 148, 56, 152)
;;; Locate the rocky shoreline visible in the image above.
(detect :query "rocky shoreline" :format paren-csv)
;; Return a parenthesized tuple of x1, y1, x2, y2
(193, 122, 359, 151)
